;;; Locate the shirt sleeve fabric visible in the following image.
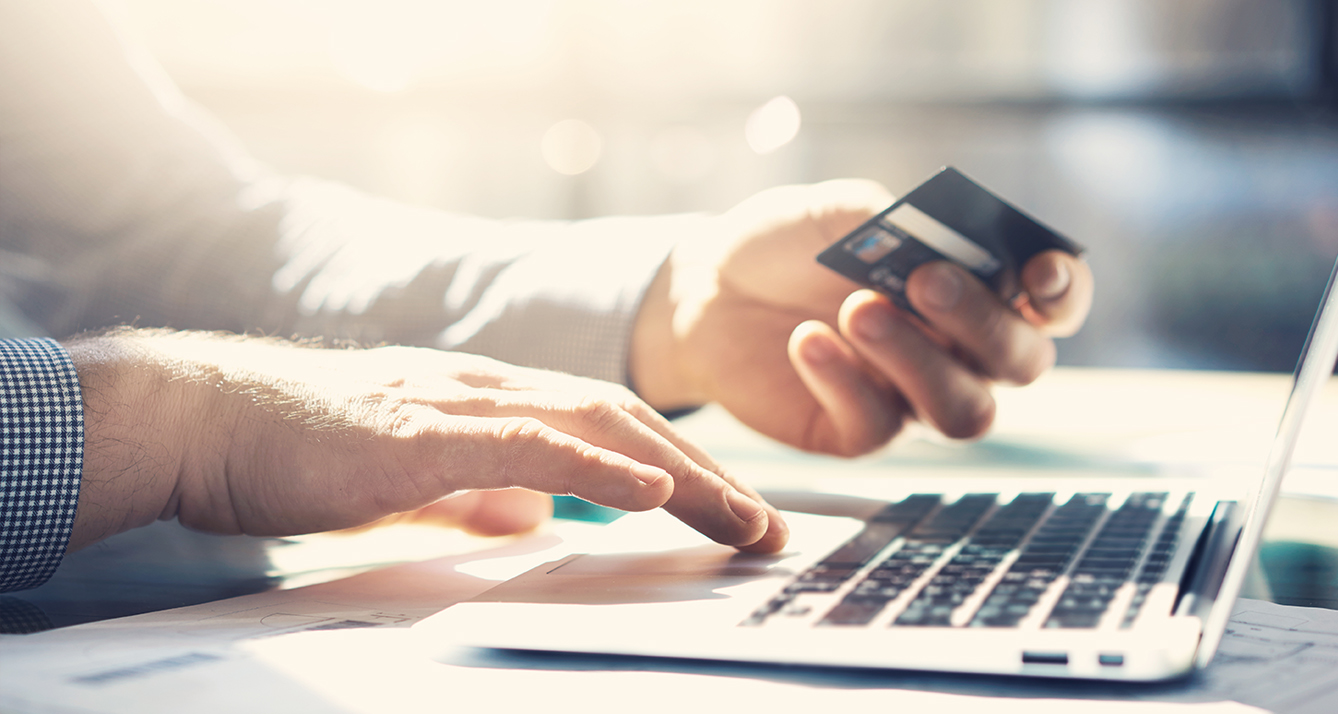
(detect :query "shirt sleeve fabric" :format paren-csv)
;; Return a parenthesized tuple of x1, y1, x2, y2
(0, 338, 83, 593)
(0, 0, 687, 388)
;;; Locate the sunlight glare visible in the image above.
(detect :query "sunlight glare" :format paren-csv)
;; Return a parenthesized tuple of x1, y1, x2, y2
(325, 0, 555, 93)
(744, 95, 802, 155)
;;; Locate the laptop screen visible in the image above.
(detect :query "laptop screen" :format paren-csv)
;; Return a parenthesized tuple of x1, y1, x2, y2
(1198, 257, 1338, 666)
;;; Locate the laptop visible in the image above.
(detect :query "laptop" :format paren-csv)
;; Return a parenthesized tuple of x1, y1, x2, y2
(417, 259, 1338, 682)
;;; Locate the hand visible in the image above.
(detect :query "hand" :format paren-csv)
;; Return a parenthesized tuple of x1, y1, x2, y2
(631, 179, 1093, 456)
(64, 329, 788, 553)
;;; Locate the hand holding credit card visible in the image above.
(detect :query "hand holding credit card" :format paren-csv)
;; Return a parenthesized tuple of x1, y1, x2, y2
(628, 174, 1093, 456)
(817, 167, 1083, 316)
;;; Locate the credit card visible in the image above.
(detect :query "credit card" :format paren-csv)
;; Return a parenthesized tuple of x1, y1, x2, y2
(817, 167, 1083, 315)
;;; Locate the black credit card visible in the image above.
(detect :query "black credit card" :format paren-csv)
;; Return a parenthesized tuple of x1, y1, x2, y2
(817, 167, 1083, 314)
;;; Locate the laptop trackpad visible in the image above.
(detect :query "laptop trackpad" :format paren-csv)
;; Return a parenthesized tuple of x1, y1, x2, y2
(471, 511, 862, 607)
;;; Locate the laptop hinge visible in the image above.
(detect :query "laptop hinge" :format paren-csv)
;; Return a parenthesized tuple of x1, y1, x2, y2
(1175, 500, 1240, 619)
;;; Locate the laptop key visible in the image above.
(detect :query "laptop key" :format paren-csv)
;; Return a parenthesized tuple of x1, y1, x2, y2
(1044, 493, 1167, 629)
(819, 523, 915, 570)
(1121, 494, 1194, 628)
(969, 494, 1108, 628)
(891, 494, 1054, 628)
(820, 596, 894, 626)
(744, 494, 940, 627)
(816, 495, 997, 627)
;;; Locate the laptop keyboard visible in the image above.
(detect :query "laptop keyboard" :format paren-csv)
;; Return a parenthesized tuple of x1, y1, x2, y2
(743, 492, 1192, 630)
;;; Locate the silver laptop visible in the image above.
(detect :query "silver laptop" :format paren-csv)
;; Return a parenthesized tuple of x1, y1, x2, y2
(418, 260, 1338, 682)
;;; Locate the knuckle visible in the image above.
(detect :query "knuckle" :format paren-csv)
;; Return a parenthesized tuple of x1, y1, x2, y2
(497, 416, 552, 449)
(968, 308, 1047, 385)
(380, 396, 427, 437)
(989, 328, 1054, 386)
(592, 382, 653, 420)
(829, 436, 876, 459)
(940, 394, 996, 440)
(618, 394, 663, 425)
(603, 382, 638, 403)
(972, 309, 1015, 375)
(495, 417, 569, 490)
(834, 414, 904, 458)
(842, 422, 902, 457)
(1011, 340, 1056, 386)
(572, 396, 630, 435)
(672, 462, 712, 491)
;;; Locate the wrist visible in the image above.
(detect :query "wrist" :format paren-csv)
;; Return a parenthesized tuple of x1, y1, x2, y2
(631, 209, 749, 411)
(63, 329, 190, 550)
(630, 254, 688, 411)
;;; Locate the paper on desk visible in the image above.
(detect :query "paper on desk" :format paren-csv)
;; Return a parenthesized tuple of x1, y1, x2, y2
(3, 508, 1338, 714)
(1201, 599, 1338, 711)
(0, 627, 1257, 714)
(4, 573, 1338, 714)
(0, 630, 1262, 714)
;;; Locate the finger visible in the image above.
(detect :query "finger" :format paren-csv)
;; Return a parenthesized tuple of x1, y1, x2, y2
(840, 290, 996, 439)
(905, 262, 1055, 385)
(705, 473, 788, 554)
(788, 319, 908, 456)
(445, 395, 774, 550)
(1018, 251, 1094, 337)
(425, 415, 677, 513)
(581, 394, 788, 553)
(612, 402, 790, 554)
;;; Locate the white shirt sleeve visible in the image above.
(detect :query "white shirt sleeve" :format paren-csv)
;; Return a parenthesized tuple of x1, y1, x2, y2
(0, 0, 690, 387)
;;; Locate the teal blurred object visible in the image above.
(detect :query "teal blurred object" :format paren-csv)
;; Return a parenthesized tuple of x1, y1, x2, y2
(1259, 541, 1338, 610)
(551, 495, 624, 524)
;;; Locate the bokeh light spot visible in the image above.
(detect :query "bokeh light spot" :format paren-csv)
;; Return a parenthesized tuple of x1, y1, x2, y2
(542, 119, 603, 176)
(745, 95, 801, 155)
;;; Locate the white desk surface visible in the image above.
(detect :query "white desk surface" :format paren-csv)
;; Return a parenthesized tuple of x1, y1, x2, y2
(4, 367, 1338, 714)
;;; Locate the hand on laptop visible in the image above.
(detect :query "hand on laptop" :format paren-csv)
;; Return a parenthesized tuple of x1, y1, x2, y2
(64, 329, 788, 554)
(631, 178, 1093, 456)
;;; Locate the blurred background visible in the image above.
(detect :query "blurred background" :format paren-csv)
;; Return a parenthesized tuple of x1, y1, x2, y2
(13, 0, 1338, 629)
(116, 0, 1338, 372)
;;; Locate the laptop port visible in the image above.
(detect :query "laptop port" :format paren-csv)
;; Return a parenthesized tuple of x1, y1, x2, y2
(1021, 651, 1068, 665)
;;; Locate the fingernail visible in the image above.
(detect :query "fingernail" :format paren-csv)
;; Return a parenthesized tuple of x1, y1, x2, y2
(1032, 260, 1071, 300)
(918, 263, 963, 311)
(852, 301, 894, 342)
(726, 489, 765, 523)
(800, 334, 836, 364)
(631, 464, 670, 487)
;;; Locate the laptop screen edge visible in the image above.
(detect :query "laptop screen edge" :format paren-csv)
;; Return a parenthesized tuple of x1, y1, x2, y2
(1195, 257, 1338, 668)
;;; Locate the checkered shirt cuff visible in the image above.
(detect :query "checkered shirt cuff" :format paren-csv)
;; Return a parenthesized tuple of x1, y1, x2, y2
(0, 338, 83, 592)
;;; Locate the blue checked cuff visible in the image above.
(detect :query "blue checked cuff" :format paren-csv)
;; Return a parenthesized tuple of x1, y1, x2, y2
(0, 338, 82, 592)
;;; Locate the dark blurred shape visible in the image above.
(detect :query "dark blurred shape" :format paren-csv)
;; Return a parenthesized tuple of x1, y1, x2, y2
(1315, 0, 1338, 105)
(1260, 540, 1338, 609)
(11, 521, 280, 630)
(0, 597, 54, 634)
